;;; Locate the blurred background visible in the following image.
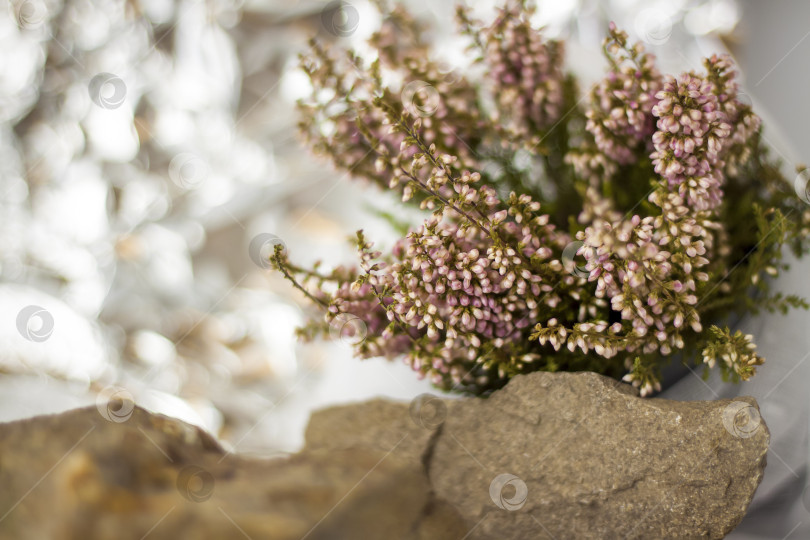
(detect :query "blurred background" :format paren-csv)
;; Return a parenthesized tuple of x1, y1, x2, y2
(0, 0, 808, 536)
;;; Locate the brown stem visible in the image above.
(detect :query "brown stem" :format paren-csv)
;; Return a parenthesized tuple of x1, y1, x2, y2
(273, 253, 330, 309)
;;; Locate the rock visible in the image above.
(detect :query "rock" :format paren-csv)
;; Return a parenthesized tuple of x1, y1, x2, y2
(305, 397, 443, 467)
(0, 405, 466, 540)
(0, 372, 768, 539)
(305, 371, 769, 539)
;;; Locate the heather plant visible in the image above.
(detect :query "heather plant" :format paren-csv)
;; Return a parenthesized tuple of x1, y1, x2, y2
(274, 0, 810, 396)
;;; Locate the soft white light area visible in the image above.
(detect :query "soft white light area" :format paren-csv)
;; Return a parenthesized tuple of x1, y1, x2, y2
(139, 0, 176, 25)
(684, 0, 739, 35)
(237, 349, 446, 454)
(84, 106, 140, 162)
(0, 285, 109, 382)
(154, 108, 198, 148)
(171, 1, 241, 111)
(138, 224, 196, 299)
(0, 33, 42, 94)
(231, 138, 275, 185)
(138, 389, 221, 433)
(280, 60, 312, 103)
(533, 0, 580, 36)
(344, 0, 380, 48)
(65, 0, 115, 50)
(0, 374, 95, 423)
(118, 176, 169, 226)
(27, 218, 110, 316)
(132, 329, 178, 367)
(38, 161, 109, 244)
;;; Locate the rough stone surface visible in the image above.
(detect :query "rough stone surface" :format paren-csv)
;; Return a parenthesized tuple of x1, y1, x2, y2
(0, 405, 466, 540)
(0, 371, 768, 539)
(305, 371, 770, 539)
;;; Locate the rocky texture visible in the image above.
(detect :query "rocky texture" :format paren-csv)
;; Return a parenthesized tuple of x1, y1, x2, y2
(0, 405, 466, 540)
(306, 371, 770, 539)
(0, 371, 768, 540)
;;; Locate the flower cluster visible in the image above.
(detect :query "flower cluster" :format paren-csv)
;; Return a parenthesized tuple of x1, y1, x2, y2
(650, 73, 731, 211)
(458, 1, 566, 141)
(700, 326, 764, 382)
(586, 23, 662, 166)
(283, 0, 810, 395)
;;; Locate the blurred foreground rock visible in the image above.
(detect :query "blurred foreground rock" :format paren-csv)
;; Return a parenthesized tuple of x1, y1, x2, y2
(0, 405, 465, 540)
(0, 372, 768, 539)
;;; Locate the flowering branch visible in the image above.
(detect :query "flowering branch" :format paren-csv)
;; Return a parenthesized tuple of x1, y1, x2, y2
(284, 0, 810, 396)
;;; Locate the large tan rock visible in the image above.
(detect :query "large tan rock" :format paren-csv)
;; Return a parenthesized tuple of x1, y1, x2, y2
(0, 371, 769, 539)
(0, 405, 465, 540)
(306, 371, 770, 539)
